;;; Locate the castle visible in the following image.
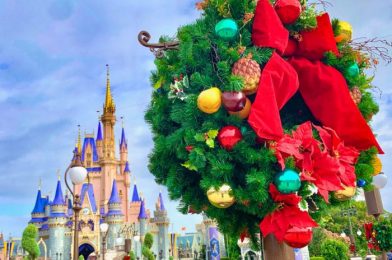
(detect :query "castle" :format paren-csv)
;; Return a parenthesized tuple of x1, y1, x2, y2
(28, 65, 170, 260)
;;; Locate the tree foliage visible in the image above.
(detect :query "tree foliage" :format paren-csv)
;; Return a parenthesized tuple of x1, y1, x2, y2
(374, 217, 392, 251)
(21, 224, 40, 260)
(142, 233, 154, 260)
(320, 239, 349, 260)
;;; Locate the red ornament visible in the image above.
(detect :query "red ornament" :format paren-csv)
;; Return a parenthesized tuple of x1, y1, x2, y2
(218, 126, 242, 150)
(283, 227, 313, 248)
(222, 91, 246, 112)
(185, 145, 194, 152)
(274, 0, 302, 25)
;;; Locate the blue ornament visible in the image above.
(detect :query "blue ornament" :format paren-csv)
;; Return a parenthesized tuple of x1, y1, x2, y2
(347, 63, 360, 77)
(215, 18, 238, 40)
(274, 169, 301, 194)
(357, 179, 366, 188)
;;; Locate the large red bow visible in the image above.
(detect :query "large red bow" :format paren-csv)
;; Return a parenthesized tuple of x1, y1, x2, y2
(248, 0, 383, 154)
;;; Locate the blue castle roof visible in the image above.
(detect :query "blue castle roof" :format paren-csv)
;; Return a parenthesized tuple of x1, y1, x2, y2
(32, 189, 45, 214)
(96, 122, 103, 141)
(138, 200, 147, 219)
(131, 183, 140, 202)
(81, 136, 99, 162)
(80, 183, 97, 213)
(52, 180, 65, 205)
(158, 192, 165, 211)
(108, 180, 121, 204)
(124, 161, 130, 174)
(120, 127, 127, 149)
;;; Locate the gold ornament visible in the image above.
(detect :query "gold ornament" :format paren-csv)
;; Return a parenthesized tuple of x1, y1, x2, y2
(232, 55, 261, 95)
(197, 87, 222, 114)
(372, 156, 382, 176)
(336, 21, 352, 43)
(207, 184, 235, 208)
(229, 98, 251, 119)
(334, 186, 356, 201)
(350, 87, 362, 105)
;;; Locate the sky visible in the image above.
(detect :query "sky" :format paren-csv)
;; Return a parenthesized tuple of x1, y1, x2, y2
(0, 0, 391, 238)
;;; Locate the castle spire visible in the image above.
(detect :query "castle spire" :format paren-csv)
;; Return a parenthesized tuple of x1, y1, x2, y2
(77, 125, 82, 153)
(108, 179, 120, 204)
(52, 180, 65, 205)
(104, 64, 115, 113)
(158, 192, 165, 211)
(131, 180, 140, 202)
(138, 199, 148, 219)
(120, 127, 127, 149)
(96, 122, 103, 141)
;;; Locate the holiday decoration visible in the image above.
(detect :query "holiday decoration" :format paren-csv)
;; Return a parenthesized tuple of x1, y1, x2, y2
(283, 227, 313, 248)
(372, 172, 388, 189)
(217, 126, 242, 150)
(142, 0, 387, 251)
(350, 87, 362, 105)
(197, 87, 222, 114)
(229, 98, 251, 119)
(207, 184, 235, 208)
(274, 0, 302, 25)
(221, 91, 246, 112)
(372, 156, 382, 175)
(357, 179, 366, 188)
(334, 186, 356, 201)
(336, 21, 352, 43)
(215, 18, 238, 40)
(347, 63, 360, 78)
(168, 75, 189, 101)
(232, 55, 261, 95)
(274, 169, 301, 194)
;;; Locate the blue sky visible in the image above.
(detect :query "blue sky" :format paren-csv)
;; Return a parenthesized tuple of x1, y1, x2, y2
(0, 0, 391, 238)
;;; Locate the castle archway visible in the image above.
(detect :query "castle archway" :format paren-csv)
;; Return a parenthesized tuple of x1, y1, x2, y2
(79, 243, 95, 259)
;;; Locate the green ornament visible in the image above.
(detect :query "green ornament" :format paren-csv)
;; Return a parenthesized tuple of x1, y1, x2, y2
(274, 169, 301, 194)
(215, 18, 238, 40)
(347, 63, 360, 77)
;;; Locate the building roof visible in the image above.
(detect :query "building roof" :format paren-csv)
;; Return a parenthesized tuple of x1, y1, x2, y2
(31, 189, 45, 214)
(80, 183, 97, 213)
(124, 161, 131, 174)
(96, 122, 103, 141)
(158, 192, 165, 211)
(108, 179, 120, 204)
(120, 127, 127, 149)
(52, 180, 65, 205)
(131, 183, 140, 202)
(81, 136, 99, 162)
(138, 200, 148, 219)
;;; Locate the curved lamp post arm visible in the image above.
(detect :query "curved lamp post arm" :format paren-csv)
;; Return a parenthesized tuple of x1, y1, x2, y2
(138, 31, 179, 58)
(63, 164, 74, 198)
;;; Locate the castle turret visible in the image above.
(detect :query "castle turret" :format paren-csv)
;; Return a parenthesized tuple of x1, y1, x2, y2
(106, 179, 124, 249)
(138, 199, 148, 242)
(81, 134, 99, 168)
(119, 127, 128, 167)
(30, 184, 46, 228)
(48, 180, 68, 260)
(153, 192, 170, 260)
(96, 122, 103, 158)
(129, 180, 141, 223)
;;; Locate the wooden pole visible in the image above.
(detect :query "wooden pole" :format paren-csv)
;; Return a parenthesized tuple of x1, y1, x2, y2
(263, 235, 294, 260)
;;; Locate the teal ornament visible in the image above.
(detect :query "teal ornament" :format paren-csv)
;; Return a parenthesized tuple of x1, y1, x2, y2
(240, 126, 247, 135)
(347, 63, 360, 77)
(215, 18, 238, 40)
(274, 169, 301, 194)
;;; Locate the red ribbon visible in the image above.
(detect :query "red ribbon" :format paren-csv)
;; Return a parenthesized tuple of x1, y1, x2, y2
(248, 0, 383, 154)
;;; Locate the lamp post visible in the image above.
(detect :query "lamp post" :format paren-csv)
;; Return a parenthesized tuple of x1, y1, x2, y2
(100, 223, 109, 260)
(64, 149, 88, 260)
(340, 206, 357, 257)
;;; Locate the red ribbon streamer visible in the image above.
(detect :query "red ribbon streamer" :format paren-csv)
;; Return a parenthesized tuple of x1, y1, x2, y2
(249, 0, 383, 154)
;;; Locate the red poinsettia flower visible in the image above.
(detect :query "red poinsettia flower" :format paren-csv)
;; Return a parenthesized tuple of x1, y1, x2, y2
(260, 184, 318, 241)
(314, 125, 359, 187)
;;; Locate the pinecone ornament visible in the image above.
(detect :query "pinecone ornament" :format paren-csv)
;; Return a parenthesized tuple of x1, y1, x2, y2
(350, 87, 362, 105)
(232, 54, 261, 95)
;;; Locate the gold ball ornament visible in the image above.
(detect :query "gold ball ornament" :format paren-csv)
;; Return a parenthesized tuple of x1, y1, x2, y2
(228, 98, 251, 119)
(207, 184, 235, 208)
(372, 156, 382, 176)
(336, 21, 352, 43)
(197, 87, 222, 114)
(334, 186, 356, 201)
(350, 87, 362, 105)
(232, 55, 261, 95)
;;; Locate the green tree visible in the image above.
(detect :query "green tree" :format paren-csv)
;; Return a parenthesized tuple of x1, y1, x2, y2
(142, 233, 154, 260)
(129, 250, 136, 260)
(308, 228, 326, 257)
(78, 256, 84, 260)
(320, 239, 349, 260)
(374, 217, 392, 251)
(21, 224, 40, 260)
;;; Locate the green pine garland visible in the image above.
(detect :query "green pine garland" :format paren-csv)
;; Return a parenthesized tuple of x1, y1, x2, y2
(144, 0, 380, 242)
